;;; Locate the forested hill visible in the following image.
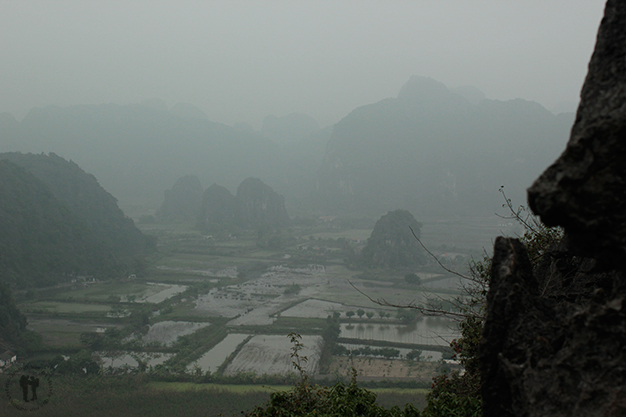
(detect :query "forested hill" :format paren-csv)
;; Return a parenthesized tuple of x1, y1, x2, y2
(0, 154, 154, 288)
(316, 76, 575, 217)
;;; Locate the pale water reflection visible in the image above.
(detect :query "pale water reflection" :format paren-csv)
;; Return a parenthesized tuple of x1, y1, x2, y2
(340, 318, 458, 346)
(188, 333, 251, 373)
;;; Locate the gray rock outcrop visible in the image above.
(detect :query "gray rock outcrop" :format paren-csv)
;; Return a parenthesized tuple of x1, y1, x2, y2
(196, 178, 290, 232)
(482, 2, 626, 416)
(196, 183, 239, 232)
(156, 175, 203, 222)
(528, 0, 626, 267)
(236, 177, 290, 229)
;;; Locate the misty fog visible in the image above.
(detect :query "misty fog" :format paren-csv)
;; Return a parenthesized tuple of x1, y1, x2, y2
(0, 2, 610, 415)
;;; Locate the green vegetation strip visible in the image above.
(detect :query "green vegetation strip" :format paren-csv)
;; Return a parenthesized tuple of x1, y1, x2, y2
(147, 382, 291, 393)
(337, 338, 453, 354)
(146, 382, 427, 395)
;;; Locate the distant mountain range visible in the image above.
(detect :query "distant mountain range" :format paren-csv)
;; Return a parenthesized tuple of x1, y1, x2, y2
(0, 77, 574, 218)
(316, 76, 574, 217)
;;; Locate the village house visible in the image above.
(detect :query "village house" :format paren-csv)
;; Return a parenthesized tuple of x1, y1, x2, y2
(0, 350, 17, 372)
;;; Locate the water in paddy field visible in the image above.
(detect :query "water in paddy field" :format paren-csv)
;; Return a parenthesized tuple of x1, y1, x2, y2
(340, 317, 459, 347)
(98, 352, 173, 369)
(188, 333, 251, 373)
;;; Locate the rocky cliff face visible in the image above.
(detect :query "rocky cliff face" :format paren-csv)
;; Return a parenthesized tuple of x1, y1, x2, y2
(482, 2, 626, 416)
(236, 177, 290, 229)
(156, 175, 203, 222)
(196, 178, 290, 232)
(360, 209, 425, 269)
(196, 183, 239, 232)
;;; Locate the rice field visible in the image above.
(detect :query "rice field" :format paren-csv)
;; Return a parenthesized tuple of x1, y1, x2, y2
(188, 333, 251, 373)
(280, 299, 345, 318)
(129, 321, 211, 346)
(224, 335, 323, 376)
(340, 320, 458, 346)
(97, 352, 174, 369)
(21, 301, 111, 314)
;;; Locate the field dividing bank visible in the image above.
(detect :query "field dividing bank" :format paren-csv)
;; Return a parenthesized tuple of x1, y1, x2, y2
(146, 381, 428, 396)
(147, 382, 291, 393)
(20, 301, 111, 314)
(337, 338, 453, 354)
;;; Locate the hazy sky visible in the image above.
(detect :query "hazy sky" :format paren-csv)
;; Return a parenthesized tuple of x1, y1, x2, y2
(1, 1, 606, 128)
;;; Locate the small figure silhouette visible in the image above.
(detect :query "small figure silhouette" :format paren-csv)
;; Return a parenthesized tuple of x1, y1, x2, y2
(29, 376, 39, 401)
(19, 375, 29, 402)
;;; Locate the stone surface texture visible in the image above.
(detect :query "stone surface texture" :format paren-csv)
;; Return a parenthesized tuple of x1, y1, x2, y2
(483, 2, 626, 416)
(528, 0, 626, 264)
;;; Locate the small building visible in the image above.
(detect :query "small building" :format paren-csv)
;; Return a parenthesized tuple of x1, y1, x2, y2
(0, 350, 17, 371)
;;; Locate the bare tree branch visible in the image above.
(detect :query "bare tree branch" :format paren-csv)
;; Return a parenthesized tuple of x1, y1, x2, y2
(348, 280, 483, 320)
(408, 226, 470, 281)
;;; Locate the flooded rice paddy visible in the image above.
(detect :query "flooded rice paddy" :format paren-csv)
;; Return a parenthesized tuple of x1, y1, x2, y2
(98, 352, 173, 369)
(280, 299, 345, 318)
(337, 343, 443, 362)
(225, 335, 322, 376)
(340, 319, 458, 346)
(194, 265, 330, 322)
(139, 282, 188, 303)
(188, 333, 251, 373)
(135, 321, 211, 346)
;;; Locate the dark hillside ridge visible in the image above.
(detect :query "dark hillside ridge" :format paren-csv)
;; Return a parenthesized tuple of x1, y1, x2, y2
(156, 175, 203, 222)
(0, 160, 118, 288)
(0, 152, 153, 258)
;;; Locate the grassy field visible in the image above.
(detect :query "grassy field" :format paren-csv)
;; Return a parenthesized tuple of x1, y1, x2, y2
(307, 229, 373, 240)
(147, 381, 292, 393)
(48, 282, 162, 302)
(0, 373, 427, 417)
(21, 301, 112, 314)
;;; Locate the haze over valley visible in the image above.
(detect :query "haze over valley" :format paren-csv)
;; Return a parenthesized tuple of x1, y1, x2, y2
(0, 2, 607, 416)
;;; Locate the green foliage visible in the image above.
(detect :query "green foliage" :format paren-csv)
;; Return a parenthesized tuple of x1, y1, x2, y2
(283, 284, 302, 296)
(245, 367, 421, 417)
(396, 308, 419, 323)
(0, 282, 27, 340)
(406, 350, 422, 362)
(55, 350, 101, 375)
(80, 332, 104, 350)
(404, 273, 422, 285)
(246, 334, 421, 417)
(0, 282, 43, 353)
(421, 192, 563, 417)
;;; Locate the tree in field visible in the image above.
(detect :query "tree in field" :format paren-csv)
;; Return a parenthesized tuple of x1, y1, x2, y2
(356, 308, 365, 318)
(346, 311, 355, 319)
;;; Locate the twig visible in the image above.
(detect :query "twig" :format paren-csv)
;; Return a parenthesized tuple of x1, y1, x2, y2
(348, 280, 483, 320)
(408, 226, 470, 281)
